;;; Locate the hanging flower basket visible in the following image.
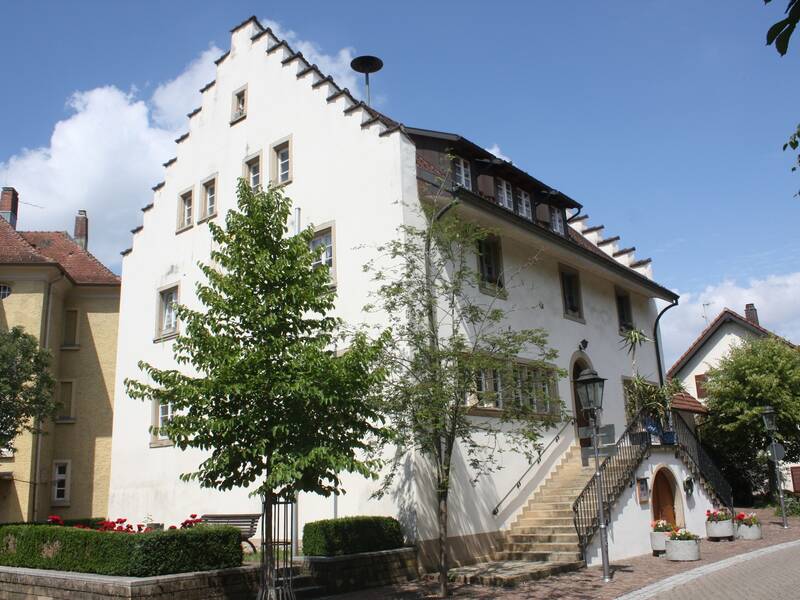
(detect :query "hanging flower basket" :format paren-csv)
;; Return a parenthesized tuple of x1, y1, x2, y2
(665, 529, 701, 561)
(735, 512, 763, 540)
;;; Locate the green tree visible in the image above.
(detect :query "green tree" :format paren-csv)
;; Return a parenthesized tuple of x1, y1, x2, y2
(0, 326, 56, 453)
(700, 336, 800, 504)
(366, 202, 562, 598)
(126, 181, 388, 598)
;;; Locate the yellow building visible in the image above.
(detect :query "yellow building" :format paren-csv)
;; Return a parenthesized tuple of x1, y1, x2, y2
(0, 187, 119, 522)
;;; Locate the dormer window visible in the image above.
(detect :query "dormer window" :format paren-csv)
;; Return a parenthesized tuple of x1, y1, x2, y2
(453, 157, 472, 191)
(550, 207, 565, 235)
(517, 190, 533, 221)
(496, 179, 514, 210)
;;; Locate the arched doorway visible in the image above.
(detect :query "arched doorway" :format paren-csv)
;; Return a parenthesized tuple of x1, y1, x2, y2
(651, 468, 683, 528)
(571, 357, 592, 448)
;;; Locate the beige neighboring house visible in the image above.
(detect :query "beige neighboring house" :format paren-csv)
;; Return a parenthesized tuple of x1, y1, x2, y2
(667, 303, 799, 491)
(0, 187, 120, 523)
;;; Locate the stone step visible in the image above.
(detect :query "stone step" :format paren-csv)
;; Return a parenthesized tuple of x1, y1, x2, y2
(511, 525, 576, 535)
(508, 533, 579, 544)
(523, 500, 573, 510)
(518, 509, 574, 521)
(448, 560, 585, 587)
(515, 517, 574, 527)
(505, 542, 579, 553)
(494, 550, 583, 563)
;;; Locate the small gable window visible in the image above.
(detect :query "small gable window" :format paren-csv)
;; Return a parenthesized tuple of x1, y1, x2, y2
(496, 179, 514, 211)
(231, 87, 247, 122)
(550, 207, 565, 235)
(517, 190, 533, 221)
(178, 191, 193, 230)
(453, 157, 472, 191)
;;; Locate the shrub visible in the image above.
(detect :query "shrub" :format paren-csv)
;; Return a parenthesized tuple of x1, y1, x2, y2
(302, 516, 404, 556)
(776, 496, 800, 517)
(0, 524, 242, 576)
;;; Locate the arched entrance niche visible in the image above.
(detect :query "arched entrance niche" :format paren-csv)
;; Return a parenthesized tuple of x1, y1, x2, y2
(569, 351, 593, 448)
(651, 466, 685, 528)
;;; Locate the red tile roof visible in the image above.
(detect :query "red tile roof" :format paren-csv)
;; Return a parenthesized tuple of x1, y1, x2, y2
(672, 391, 709, 415)
(0, 217, 118, 286)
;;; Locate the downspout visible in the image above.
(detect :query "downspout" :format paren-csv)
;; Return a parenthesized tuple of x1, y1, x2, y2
(31, 274, 61, 522)
(653, 298, 678, 387)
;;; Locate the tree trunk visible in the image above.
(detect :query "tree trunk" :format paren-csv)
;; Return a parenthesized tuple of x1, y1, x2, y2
(438, 487, 449, 598)
(258, 491, 277, 600)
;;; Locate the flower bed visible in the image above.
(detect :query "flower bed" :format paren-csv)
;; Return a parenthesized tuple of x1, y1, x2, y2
(0, 514, 241, 576)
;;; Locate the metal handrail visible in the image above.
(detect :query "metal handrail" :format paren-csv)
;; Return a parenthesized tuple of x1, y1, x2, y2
(491, 418, 575, 516)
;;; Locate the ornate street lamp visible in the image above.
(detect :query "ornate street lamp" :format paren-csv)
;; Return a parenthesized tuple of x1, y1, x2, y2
(575, 368, 611, 582)
(762, 406, 789, 529)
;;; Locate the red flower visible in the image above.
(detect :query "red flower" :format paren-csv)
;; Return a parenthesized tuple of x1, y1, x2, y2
(169, 525, 177, 530)
(47, 515, 64, 525)
(190, 514, 197, 519)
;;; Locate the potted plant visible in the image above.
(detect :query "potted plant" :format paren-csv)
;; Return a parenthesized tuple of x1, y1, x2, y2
(665, 528, 701, 561)
(705, 509, 734, 540)
(735, 512, 762, 540)
(650, 519, 672, 555)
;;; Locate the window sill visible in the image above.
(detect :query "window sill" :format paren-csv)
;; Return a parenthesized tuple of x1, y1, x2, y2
(153, 331, 178, 344)
(60, 345, 80, 351)
(55, 418, 76, 425)
(197, 212, 218, 225)
(230, 113, 247, 126)
(563, 313, 586, 325)
(175, 224, 193, 235)
(149, 439, 174, 449)
(272, 179, 293, 188)
(478, 282, 507, 300)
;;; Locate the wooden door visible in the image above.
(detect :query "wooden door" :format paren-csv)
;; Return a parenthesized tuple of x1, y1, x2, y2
(652, 470, 677, 526)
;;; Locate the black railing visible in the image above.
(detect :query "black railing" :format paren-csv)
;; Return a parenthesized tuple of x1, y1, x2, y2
(492, 418, 575, 516)
(672, 412, 733, 509)
(572, 409, 651, 553)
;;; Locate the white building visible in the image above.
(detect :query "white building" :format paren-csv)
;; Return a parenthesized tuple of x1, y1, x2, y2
(109, 16, 725, 573)
(668, 304, 800, 494)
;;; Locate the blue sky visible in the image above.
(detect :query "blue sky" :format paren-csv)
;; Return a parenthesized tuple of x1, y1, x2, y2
(1, 1, 798, 362)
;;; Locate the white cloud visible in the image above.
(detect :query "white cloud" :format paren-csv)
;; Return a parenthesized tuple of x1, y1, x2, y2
(660, 272, 800, 369)
(262, 19, 359, 95)
(486, 143, 511, 162)
(0, 46, 221, 271)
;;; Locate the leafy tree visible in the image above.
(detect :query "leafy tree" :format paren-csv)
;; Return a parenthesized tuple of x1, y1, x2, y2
(366, 203, 562, 598)
(0, 326, 56, 453)
(126, 181, 388, 598)
(699, 336, 800, 504)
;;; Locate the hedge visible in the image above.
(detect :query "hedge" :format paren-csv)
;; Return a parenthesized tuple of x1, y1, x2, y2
(302, 516, 404, 556)
(0, 524, 243, 576)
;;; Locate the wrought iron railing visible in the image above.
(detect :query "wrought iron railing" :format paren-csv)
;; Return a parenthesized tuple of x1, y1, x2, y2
(492, 418, 575, 516)
(672, 412, 733, 509)
(572, 409, 651, 553)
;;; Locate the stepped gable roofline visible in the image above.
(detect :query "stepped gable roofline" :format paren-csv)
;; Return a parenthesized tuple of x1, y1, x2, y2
(230, 15, 262, 34)
(671, 391, 708, 415)
(667, 308, 794, 378)
(406, 127, 580, 210)
(452, 186, 677, 302)
(199, 80, 215, 93)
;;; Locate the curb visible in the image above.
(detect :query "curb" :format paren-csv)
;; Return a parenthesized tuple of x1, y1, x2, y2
(615, 538, 800, 600)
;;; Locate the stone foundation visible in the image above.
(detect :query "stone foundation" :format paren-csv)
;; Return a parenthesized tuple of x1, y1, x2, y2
(303, 547, 418, 593)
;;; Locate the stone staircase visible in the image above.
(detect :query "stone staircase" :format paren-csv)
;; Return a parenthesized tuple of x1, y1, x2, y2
(449, 444, 592, 586)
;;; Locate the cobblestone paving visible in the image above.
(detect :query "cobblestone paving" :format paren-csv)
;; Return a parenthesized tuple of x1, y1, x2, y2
(320, 510, 800, 599)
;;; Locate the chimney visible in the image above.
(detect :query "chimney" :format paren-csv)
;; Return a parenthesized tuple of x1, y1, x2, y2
(745, 303, 759, 326)
(74, 210, 88, 250)
(0, 187, 19, 229)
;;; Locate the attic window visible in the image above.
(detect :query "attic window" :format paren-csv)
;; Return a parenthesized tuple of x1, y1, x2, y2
(453, 157, 472, 191)
(0, 284, 10, 300)
(550, 207, 565, 236)
(517, 190, 533, 221)
(496, 179, 514, 211)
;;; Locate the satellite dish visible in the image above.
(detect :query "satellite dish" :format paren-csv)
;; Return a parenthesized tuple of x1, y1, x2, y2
(350, 55, 383, 106)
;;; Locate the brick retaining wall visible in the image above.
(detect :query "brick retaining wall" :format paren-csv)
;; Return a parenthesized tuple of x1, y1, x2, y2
(303, 547, 419, 593)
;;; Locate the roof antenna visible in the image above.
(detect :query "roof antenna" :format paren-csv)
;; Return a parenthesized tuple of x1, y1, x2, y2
(350, 55, 383, 106)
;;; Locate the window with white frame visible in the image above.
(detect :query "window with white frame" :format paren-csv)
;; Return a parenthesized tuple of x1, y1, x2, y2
(246, 156, 261, 190)
(513, 364, 560, 414)
(158, 287, 178, 337)
(157, 402, 174, 438)
(179, 191, 193, 229)
(477, 236, 504, 290)
(453, 157, 472, 190)
(475, 368, 503, 408)
(496, 178, 514, 210)
(52, 461, 70, 505)
(203, 179, 216, 218)
(274, 142, 291, 184)
(310, 228, 333, 270)
(232, 88, 247, 121)
(517, 190, 533, 220)
(62, 309, 79, 347)
(56, 381, 74, 421)
(550, 206, 565, 235)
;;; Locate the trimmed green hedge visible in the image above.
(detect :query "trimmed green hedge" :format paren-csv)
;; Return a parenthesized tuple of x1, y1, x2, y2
(302, 516, 404, 557)
(0, 524, 243, 576)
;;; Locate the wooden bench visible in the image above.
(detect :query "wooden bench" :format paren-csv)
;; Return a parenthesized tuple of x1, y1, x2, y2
(201, 513, 260, 553)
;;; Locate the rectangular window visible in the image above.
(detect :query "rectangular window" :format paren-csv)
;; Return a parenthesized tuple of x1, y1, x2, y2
(475, 369, 503, 408)
(512, 364, 559, 414)
(57, 381, 74, 421)
(232, 88, 247, 121)
(274, 142, 291, 184)
(496, 179, 514, 210)
(517, 190, 533, 220)
(310, 228, 334, 269)
(52, 461, 70, 505)
(203, 179, 216, 218)
(550, 207, 566, 235)
(453, 157, 472, 190)
(477, 236, 504, 290)
(616, 288, 634, 332)
(62, 309, 78, 347)
(695, 374, 708, 399)
(178, 191, 193, 229)
(560, 267, 583, 320)
(158, 287, 178, 337)
(158, 402, 174, 438)
(246, 156, 261, 190)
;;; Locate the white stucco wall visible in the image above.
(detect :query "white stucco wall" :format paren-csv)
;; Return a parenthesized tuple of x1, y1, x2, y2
(584, 449, 717, 566)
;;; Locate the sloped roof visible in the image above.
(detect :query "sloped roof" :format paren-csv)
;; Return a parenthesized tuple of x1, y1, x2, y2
(667, 308, 791, 378)
(0, 216, 55, 265)
(671, 391, 709, 415)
